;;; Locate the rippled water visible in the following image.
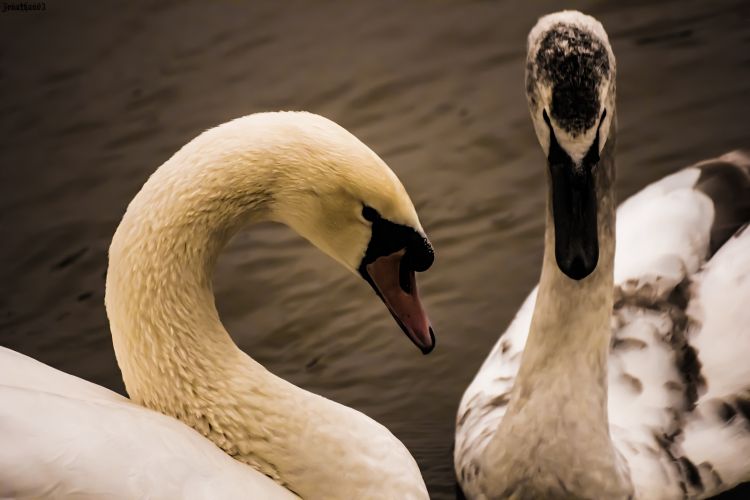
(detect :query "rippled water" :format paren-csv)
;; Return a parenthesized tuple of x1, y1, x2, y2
(2, 1, 749, 497)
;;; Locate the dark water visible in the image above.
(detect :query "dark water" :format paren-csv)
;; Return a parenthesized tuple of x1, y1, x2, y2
(1, 1, 749, 497)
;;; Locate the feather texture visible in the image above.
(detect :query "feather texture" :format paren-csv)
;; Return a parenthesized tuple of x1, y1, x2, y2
(456, 10, 750, 497)
(0, 347, 298, 499)
(1, 112, 430, 499)
(456, 149, 750, 498)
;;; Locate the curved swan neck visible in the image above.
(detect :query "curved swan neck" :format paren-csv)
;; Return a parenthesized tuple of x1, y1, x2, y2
(106, 112, 381, 385)
(104, 113, 428, 498)
(106, 116, 316, 398)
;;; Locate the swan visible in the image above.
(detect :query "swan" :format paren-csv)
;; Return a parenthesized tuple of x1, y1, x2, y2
(1, 111, 437, 499)
(455, 11, 750, 499)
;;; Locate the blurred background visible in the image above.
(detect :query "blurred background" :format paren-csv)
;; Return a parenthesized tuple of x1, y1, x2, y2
(1, 0, 749, 497)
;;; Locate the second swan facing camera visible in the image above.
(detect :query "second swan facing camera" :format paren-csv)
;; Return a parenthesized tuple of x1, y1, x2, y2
(456, 10, 750, 500)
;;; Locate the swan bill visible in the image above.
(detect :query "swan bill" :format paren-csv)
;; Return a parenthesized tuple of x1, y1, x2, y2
(544, 110, 600, 280)
(358, 205, 435, 354)
(364, 249, 435, 354)
(550, 162, 599, 280)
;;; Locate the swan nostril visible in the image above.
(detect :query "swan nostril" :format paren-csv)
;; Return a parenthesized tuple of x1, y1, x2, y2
(399, 257, 413, 294)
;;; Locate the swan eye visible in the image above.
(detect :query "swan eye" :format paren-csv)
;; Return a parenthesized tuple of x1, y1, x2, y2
(583, 110, 607, 167)
(543, 110, 569, 168)
(362, 205, 379, 222)
(359, 207, 434, 272)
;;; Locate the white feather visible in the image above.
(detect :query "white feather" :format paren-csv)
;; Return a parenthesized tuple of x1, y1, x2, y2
(678, 228, 750, 490)
(0, 348, 298, 500)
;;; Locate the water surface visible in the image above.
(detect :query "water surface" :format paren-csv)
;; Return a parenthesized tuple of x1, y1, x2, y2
(1, 1, 749, 497)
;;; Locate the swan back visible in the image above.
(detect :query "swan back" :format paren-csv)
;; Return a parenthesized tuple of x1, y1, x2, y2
(0, 348, 298, 499)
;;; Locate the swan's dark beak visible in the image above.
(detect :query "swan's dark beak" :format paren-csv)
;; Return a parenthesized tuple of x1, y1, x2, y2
(550, 161, 599, 280)
(544, 109, 601, 280)
(363, 249, 435, 354)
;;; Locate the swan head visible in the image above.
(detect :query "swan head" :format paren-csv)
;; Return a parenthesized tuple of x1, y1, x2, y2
(525, 11, 615, 280)
(269, 113, 436, 354)
(526, 10, 615, 164)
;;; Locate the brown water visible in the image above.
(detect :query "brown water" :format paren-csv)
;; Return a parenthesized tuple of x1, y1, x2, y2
(1, 1, 749, 497)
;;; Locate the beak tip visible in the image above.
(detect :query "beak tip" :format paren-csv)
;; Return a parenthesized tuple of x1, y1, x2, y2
(419, 327, 436, 355)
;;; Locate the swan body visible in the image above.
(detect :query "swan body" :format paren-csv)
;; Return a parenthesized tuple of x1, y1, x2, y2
(3, 111, 435, 499)
(1, 347, 298, 499)
(455, 11, 750, 499)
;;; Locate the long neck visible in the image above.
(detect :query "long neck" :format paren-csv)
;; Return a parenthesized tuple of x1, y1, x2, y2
(107, 119, 296, 410)
(106, 120, 303, 475)
(104, 115, 426, 497)
(485, 122, 623, 492)
(514, 128, 616, 417)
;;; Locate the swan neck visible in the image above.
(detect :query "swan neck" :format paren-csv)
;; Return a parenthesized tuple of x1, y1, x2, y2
(482, 124, 623, 496)
(526, 126, 616, 370)
(509, 124, 617, 431)
(105, 119, 312, 478)
(103, 115, 429, 498)
(105, 114, 357, 396)
(106, 144, 276, 404)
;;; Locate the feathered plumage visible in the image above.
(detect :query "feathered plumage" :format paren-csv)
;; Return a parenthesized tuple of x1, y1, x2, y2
(455, 10, 750, 499)
(2, 112, 431, 499)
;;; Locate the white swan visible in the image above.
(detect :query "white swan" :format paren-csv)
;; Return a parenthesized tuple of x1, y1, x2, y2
(455, 11, 750, 499)
(2, 111, 437, 499)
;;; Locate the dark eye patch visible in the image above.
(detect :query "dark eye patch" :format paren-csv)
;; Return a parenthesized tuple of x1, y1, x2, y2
(362, 205, 378, 222)
(582, 109, 607, 168)
(359, 205, 434, 273)
(543, 109, 572, 169)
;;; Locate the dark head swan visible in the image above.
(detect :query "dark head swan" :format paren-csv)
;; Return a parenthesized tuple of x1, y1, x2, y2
(455, 11, 750, 499)
(1, 112, 435, 499)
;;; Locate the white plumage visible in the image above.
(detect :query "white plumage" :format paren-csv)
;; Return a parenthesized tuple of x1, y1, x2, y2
(455, 10, 750, 499)
(0, 348, 297, 499)
(1, 112, 431, 499)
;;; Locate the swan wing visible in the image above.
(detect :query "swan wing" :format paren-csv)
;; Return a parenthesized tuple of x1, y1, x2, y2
(0, 349, 298, 499)
(0, 346, 126, 404)
(677, 224, 750, 497)
(608, 151, 750, 498)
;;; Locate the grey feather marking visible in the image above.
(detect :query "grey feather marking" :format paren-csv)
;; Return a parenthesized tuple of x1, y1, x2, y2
(718, 402, 736, 423)
(615, 279, 704, 408)
(614, 276, 712, 495)
(665, 281, 704, 409)
(621, 373, 643, 394)
(737, 396, 750, 423)
(488, 393, 511, 408)
(612, 337, 647, 351)
(678, 456, 704, 491)
(693, 151, 750, 257)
